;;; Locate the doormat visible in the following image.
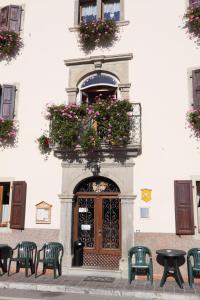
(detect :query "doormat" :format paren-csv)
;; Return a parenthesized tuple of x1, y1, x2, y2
(83, 276, 115, 283)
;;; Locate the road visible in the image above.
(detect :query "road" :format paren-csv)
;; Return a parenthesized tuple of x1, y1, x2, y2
(0, 289, 152, 300)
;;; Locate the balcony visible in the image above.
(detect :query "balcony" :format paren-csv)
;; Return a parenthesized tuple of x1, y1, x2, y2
(50, 102, 142, 160)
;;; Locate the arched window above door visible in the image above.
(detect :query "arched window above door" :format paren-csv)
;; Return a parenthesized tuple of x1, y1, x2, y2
(79, 73, 119, 105)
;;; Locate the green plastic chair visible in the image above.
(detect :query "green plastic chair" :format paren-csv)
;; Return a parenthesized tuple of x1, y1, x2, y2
(35, 242, 64, 279)
(187, 248, 200, 288)
(128, 246, 153, 285)
(8, 241, 37, 277)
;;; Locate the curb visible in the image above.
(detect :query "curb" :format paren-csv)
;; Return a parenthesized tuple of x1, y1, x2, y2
(0, 281, 199, 300)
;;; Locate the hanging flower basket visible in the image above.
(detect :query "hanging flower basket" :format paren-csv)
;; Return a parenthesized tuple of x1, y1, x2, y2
(0, 118, 18, 146)
(0, 30, 23, 61)
(79, 19, 119, 52)
(183, 5, 200, 40)
(187, 108, 200, 138)
(37, 134, 51, 155)
(38, 98, 133, 154)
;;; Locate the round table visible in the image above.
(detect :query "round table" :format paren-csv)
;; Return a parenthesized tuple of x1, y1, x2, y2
(156, 249, 186, 289)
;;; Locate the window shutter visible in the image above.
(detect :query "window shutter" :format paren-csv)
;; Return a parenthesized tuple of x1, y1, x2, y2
(174, 180, 194, 235)
(189, 0, 200, 6)
(8, 6, 22, 33)
(0, 85, 16, 120)
(0, 6, 9, 30)
(192, 70, 200, 109)
(0, 6, 21, 33)
(10, 181, 27, 230)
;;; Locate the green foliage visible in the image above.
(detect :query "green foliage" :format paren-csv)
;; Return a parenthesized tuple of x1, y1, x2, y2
(0, 118, 17, 146)
(187, 108, 200, 138)
(79, 19, 119, 52)
(37, 134, 51, 155)
(0, 30, 23, 61)
(184, 6, 200, 40)
(38, 99, 133, 153)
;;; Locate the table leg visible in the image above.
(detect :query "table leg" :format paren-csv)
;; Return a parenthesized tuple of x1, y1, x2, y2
(160, 258, 169, 287)
(174, 258, 184, 289)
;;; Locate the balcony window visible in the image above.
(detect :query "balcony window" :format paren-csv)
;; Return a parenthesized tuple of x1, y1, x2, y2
(80, 73, 118, 104)
(103, 0, 120, 21)
(80, 0, 97, 22)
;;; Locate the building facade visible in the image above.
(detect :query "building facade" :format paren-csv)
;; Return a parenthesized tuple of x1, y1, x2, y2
(0, 0, 200, 278)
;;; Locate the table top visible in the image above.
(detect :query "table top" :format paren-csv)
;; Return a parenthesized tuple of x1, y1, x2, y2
(0, 244, 9, 248)
(156, 249, 186, 257)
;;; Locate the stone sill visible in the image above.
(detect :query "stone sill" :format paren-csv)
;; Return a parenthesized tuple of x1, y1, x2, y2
(52, 143, 141, 159)
(69, 20, 130, 32)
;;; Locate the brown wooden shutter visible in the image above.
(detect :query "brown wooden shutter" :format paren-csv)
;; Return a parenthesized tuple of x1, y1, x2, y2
(10, 181, 27, 230)
(0, 85, 16, 120)
(174, 180, 194, 235)
(189, 0, 200, 6)
(192, 69, 200, 109)
(8, 6, 22, 33)
(0, 6, 9, 30)
(0, 6, 21, 33)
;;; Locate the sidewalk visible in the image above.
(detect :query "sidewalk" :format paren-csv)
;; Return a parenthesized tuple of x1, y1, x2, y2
(0, 271, 200, 300)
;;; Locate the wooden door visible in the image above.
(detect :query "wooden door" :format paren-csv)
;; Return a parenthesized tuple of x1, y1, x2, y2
(73, 194, 121, 268)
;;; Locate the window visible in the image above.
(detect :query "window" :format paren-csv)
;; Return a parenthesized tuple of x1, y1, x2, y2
(77, 0, 123, 24)
(0, 85, 16, 120)
(102, 0, 120, 21)
(192, 69, 200, 109)
(0, 5, 22, 33)
(79, 73, 118, 104)
(79, 0, 97, 22)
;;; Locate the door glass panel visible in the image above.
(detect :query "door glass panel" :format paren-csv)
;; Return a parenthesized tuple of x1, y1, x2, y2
(78, 198, 94, 248)
(102, 198, 120, 249)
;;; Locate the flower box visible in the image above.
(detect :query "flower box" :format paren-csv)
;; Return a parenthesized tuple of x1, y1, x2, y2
(183, 6, 200, 41)
(0, 118, 17, 146)
(38, 98, 133, 155)
(79, 19, 119, 52)
(0, 30, 23, 61)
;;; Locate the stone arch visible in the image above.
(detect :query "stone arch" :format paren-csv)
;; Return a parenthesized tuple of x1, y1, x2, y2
(73, 176, 120, 194)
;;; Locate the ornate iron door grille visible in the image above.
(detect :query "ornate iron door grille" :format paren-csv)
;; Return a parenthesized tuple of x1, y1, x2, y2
(74, 195, 121, 269)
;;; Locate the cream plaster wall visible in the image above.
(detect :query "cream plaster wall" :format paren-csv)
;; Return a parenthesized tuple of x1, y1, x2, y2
(0, 0, 199, 235)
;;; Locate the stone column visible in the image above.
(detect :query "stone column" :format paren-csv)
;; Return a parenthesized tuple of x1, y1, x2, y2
(119, 195, 136, 278)
(119, 83, 131, 100)
(59, 194, 73, 269)
(66, 88, 78, 104)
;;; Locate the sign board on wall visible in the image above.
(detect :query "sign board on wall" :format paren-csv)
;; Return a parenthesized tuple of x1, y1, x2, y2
(141, 189, 152, 202)
(35, 201, 52, 224)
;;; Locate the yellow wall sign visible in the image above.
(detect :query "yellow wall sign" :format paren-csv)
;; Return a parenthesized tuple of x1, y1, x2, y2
(141, 189, 152, 202)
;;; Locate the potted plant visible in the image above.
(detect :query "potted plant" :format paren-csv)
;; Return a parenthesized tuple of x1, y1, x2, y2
(187, 108, 200, 138)
(38, 98, 133, 155)
(79, 19, 119, 52)
(0, 30, 23, 61)
(183, 5, 200, 41)
(0, 118, 18, 146)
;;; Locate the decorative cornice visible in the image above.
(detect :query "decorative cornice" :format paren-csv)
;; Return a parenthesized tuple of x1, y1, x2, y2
(64, 53, 133, 67)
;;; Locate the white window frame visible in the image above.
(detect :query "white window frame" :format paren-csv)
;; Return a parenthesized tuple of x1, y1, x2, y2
(73, 0, 126, 27)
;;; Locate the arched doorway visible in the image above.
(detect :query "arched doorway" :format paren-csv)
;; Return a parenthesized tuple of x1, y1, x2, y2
(73, 176, 121, 269)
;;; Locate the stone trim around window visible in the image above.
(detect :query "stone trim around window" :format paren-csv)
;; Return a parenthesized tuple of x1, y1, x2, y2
(71, 0, 128, 31)
(65, 53, 133, 103)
